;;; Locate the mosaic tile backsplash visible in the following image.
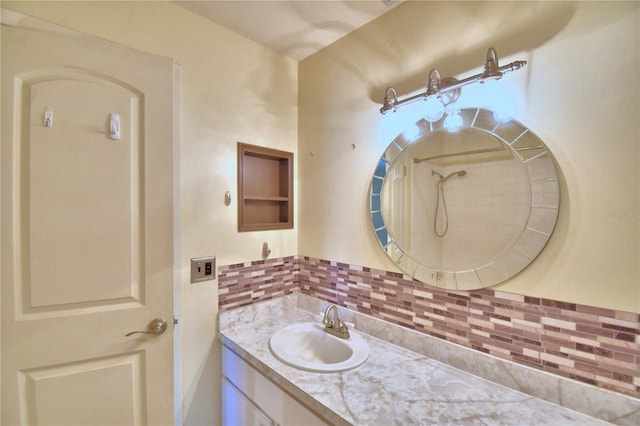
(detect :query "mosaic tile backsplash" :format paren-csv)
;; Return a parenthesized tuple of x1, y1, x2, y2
(218, 255, 640, 398)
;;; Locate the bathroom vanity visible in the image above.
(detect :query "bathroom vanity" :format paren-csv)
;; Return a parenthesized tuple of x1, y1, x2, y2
(218, 294, 637, 425)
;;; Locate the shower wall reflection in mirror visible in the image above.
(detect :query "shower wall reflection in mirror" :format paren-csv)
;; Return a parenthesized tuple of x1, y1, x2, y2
(370, 108, 560, 290)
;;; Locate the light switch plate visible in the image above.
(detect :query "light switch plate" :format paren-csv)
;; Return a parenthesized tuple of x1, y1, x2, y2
(191, 256, 216, 283)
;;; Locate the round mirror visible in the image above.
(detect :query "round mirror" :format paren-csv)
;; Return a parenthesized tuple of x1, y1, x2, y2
(370, 108, 560, 290)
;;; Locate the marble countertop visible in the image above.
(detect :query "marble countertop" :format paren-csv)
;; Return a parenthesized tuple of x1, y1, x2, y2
(218, 295, 614, 425)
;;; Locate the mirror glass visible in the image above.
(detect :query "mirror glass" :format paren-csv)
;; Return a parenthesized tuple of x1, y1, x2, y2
(370, 108, 560, 290)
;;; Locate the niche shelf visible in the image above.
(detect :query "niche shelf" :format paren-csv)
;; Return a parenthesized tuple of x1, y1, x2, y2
(237, 142, 293, 232)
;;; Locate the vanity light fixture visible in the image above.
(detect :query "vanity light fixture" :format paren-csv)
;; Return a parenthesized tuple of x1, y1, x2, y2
(379, 47, 527, 121)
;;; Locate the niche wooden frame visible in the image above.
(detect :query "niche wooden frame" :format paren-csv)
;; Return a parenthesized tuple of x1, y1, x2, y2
(237, 142, 293, 232)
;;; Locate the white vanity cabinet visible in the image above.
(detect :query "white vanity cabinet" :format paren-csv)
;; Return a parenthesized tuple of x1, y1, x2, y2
(221, 345, 328, 426)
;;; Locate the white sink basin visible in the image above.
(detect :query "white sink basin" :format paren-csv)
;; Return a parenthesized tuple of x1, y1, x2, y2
(269, 322, 369, 373)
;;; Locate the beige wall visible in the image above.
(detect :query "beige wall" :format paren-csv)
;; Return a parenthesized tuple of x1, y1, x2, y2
(299, 1, 639, 313)
(2, 0, 298, 424)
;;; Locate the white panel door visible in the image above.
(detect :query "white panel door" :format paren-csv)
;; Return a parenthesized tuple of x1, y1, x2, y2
(1, 23, 175, 425)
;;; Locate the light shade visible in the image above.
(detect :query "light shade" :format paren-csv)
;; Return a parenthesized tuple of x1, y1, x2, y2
(444, 110, 463, 132)
(423, 96, 445, 122)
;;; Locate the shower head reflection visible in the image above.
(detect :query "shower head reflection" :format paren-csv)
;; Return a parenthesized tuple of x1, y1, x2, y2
(432, 169, 467, 183)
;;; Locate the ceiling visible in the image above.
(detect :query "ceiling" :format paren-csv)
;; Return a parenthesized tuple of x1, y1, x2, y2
(171, 0, 401, 61)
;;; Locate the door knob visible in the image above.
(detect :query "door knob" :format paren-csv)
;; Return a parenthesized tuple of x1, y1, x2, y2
(125, 318, 168, 337)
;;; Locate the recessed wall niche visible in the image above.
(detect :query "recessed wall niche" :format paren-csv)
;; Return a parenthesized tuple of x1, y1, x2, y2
(237, 142, 293, 232)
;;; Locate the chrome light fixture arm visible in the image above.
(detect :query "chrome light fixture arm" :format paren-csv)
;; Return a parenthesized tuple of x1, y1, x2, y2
(379, 47, 527, 115)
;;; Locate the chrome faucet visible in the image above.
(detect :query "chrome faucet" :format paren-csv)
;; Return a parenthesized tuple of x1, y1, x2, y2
(322, 304, 350, 339)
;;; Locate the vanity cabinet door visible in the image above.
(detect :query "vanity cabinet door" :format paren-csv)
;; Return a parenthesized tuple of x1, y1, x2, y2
(221, 345, 328, 426)
(222, 377, 274, 426)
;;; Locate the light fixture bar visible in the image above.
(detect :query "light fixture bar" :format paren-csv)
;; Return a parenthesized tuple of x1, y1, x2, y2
(380, 47, 527, 115)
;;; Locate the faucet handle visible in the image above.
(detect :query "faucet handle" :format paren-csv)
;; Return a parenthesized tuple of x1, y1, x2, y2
(337, 319, 350, 338)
